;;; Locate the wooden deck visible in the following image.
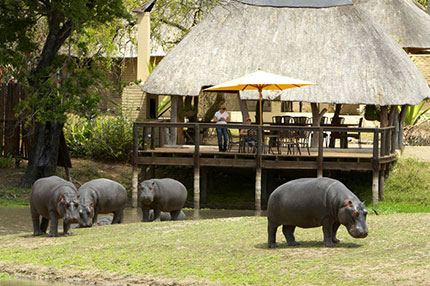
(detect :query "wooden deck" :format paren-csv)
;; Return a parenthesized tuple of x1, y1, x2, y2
(131, 122, 398, 210)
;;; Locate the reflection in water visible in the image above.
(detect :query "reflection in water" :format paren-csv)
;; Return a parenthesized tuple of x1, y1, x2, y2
(0, 207, 266, 236)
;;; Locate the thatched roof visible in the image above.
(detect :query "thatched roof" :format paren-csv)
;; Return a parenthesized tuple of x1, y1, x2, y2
(143, 0, 429, 106)
(352, 0, 430, 50)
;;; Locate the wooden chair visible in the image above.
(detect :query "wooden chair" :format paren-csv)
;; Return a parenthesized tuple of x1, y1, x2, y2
(292, 117, 310, 155)
(346, 117, 363, 148)
(227, 129, 245, 152)
(278, 129, 301, 155)
(282, 115, 292, 125)
(329, 117, 346, 148)
(272, 116, 283, 124)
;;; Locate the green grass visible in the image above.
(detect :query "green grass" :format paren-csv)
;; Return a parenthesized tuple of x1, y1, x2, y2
(1, 214, 429, 285)
(0, 187, 30, 207)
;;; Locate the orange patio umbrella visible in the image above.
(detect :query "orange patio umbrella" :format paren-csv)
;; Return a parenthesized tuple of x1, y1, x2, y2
(204, 69, 315, 125)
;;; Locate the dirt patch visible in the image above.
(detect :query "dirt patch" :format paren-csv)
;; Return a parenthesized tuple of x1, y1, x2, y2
(400, 146, 430, 162)
(0, 261, 213, 286)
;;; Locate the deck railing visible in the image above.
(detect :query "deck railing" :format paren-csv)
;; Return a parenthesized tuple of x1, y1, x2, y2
(132, 122, 396, 207)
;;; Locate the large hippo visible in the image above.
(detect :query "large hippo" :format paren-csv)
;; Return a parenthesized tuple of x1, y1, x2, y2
(138, 178, 187, 222)
(30, 176, 80, 237)
(78, 178, 127, 227)
(267, 178, 368, 248)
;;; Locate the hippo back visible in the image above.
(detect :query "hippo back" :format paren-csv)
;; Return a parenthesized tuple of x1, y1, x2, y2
(78, 178, 127, 213)
(267, 178, 359, 228)
(151, 178, 187, 211)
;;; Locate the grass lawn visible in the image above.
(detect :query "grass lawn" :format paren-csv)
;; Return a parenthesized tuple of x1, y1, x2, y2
(1, 214, 429, 286)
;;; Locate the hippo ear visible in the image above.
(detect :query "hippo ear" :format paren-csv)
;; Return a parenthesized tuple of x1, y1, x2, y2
(150, 182, 155, 189)
(89, 202, 93, 208)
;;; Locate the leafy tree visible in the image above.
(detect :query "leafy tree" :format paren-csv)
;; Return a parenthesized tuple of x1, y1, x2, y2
(0, 0, 130, 186)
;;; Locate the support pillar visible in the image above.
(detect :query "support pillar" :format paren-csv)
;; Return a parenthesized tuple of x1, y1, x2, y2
(132, 165, 139, 208)
(255, 167, 262, 211)
(372, 169, 379, 206)
(194, 166, 200, 209)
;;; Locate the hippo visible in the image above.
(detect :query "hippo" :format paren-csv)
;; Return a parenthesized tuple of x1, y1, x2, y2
(267, 177, 368, 248)
(138, 178, 187, 222)
(30, 176, 80, 237)
(78, 178, 127, 227)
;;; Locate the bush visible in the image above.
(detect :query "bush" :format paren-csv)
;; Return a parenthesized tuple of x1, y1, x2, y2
(64, 113, 133, 162)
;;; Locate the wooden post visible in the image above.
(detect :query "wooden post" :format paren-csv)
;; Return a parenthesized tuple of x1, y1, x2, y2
(317, 127, 324, 178)
(399, 105, 408, 150)
(379, 169, 385, 201)
(169, 95, 178, 145)
(255, 167, 262, 211)
(132, 123, 139, 208)
(193, 124, 200, 209)
(393, 108, 399, 151)
(255, 125, 262, 211)
(132, 165, 139, 208)
(372, 130, 379, 206)
(380, 106, 388, 156)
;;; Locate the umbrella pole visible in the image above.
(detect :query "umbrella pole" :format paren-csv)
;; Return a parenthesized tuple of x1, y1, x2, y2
(258, 88, 263, 126)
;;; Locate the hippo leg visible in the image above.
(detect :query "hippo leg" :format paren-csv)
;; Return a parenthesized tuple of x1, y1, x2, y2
(48, 211, 59, 237)
(92, 210, 99, 225)
(153, 206, 161, 222)
(112, 209, 124, 224)
(40, 217, 49, 233)
(141, 208, 151, 222)
(282, 225, 300, 246)
(267, 222, 279, 248)
(170, 210, 181, 221)
(63, 221, 72, 235)
(31, 211, 43, 236)
(322, 218, 336, 247)
(332, 222, 341, 243)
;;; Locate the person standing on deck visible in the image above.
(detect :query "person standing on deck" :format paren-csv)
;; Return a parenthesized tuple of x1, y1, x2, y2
(213, 104, 229, 152)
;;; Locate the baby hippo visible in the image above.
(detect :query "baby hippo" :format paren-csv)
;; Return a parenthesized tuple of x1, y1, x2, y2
(138, 178, 187, 222)
(78, 178, 127, 227)
(30, 176, 80, 237)
(267, 177, 368, 248)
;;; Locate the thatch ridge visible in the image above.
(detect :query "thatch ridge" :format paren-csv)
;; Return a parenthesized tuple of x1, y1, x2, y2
(143, 0, 429, 105)
(353, 0, 430, 49)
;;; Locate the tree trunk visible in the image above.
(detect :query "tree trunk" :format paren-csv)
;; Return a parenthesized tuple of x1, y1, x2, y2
(310, 103, 327, 147)
(20, 121, 63, 187)
(237, 93, 249, 123)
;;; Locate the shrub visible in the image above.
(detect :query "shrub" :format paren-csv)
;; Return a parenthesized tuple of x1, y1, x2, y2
(64, 113, 133, 162)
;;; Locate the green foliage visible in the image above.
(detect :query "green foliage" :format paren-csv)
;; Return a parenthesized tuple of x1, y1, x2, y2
(0, 0, 131, 126)
(385, 158, 430, 205)
(150, 0, 221, 52)
(403, 101, 430, 126)
(416, 0, 428, 8)
(0, 156, 14, 168)
(64, 113, 133, 162)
